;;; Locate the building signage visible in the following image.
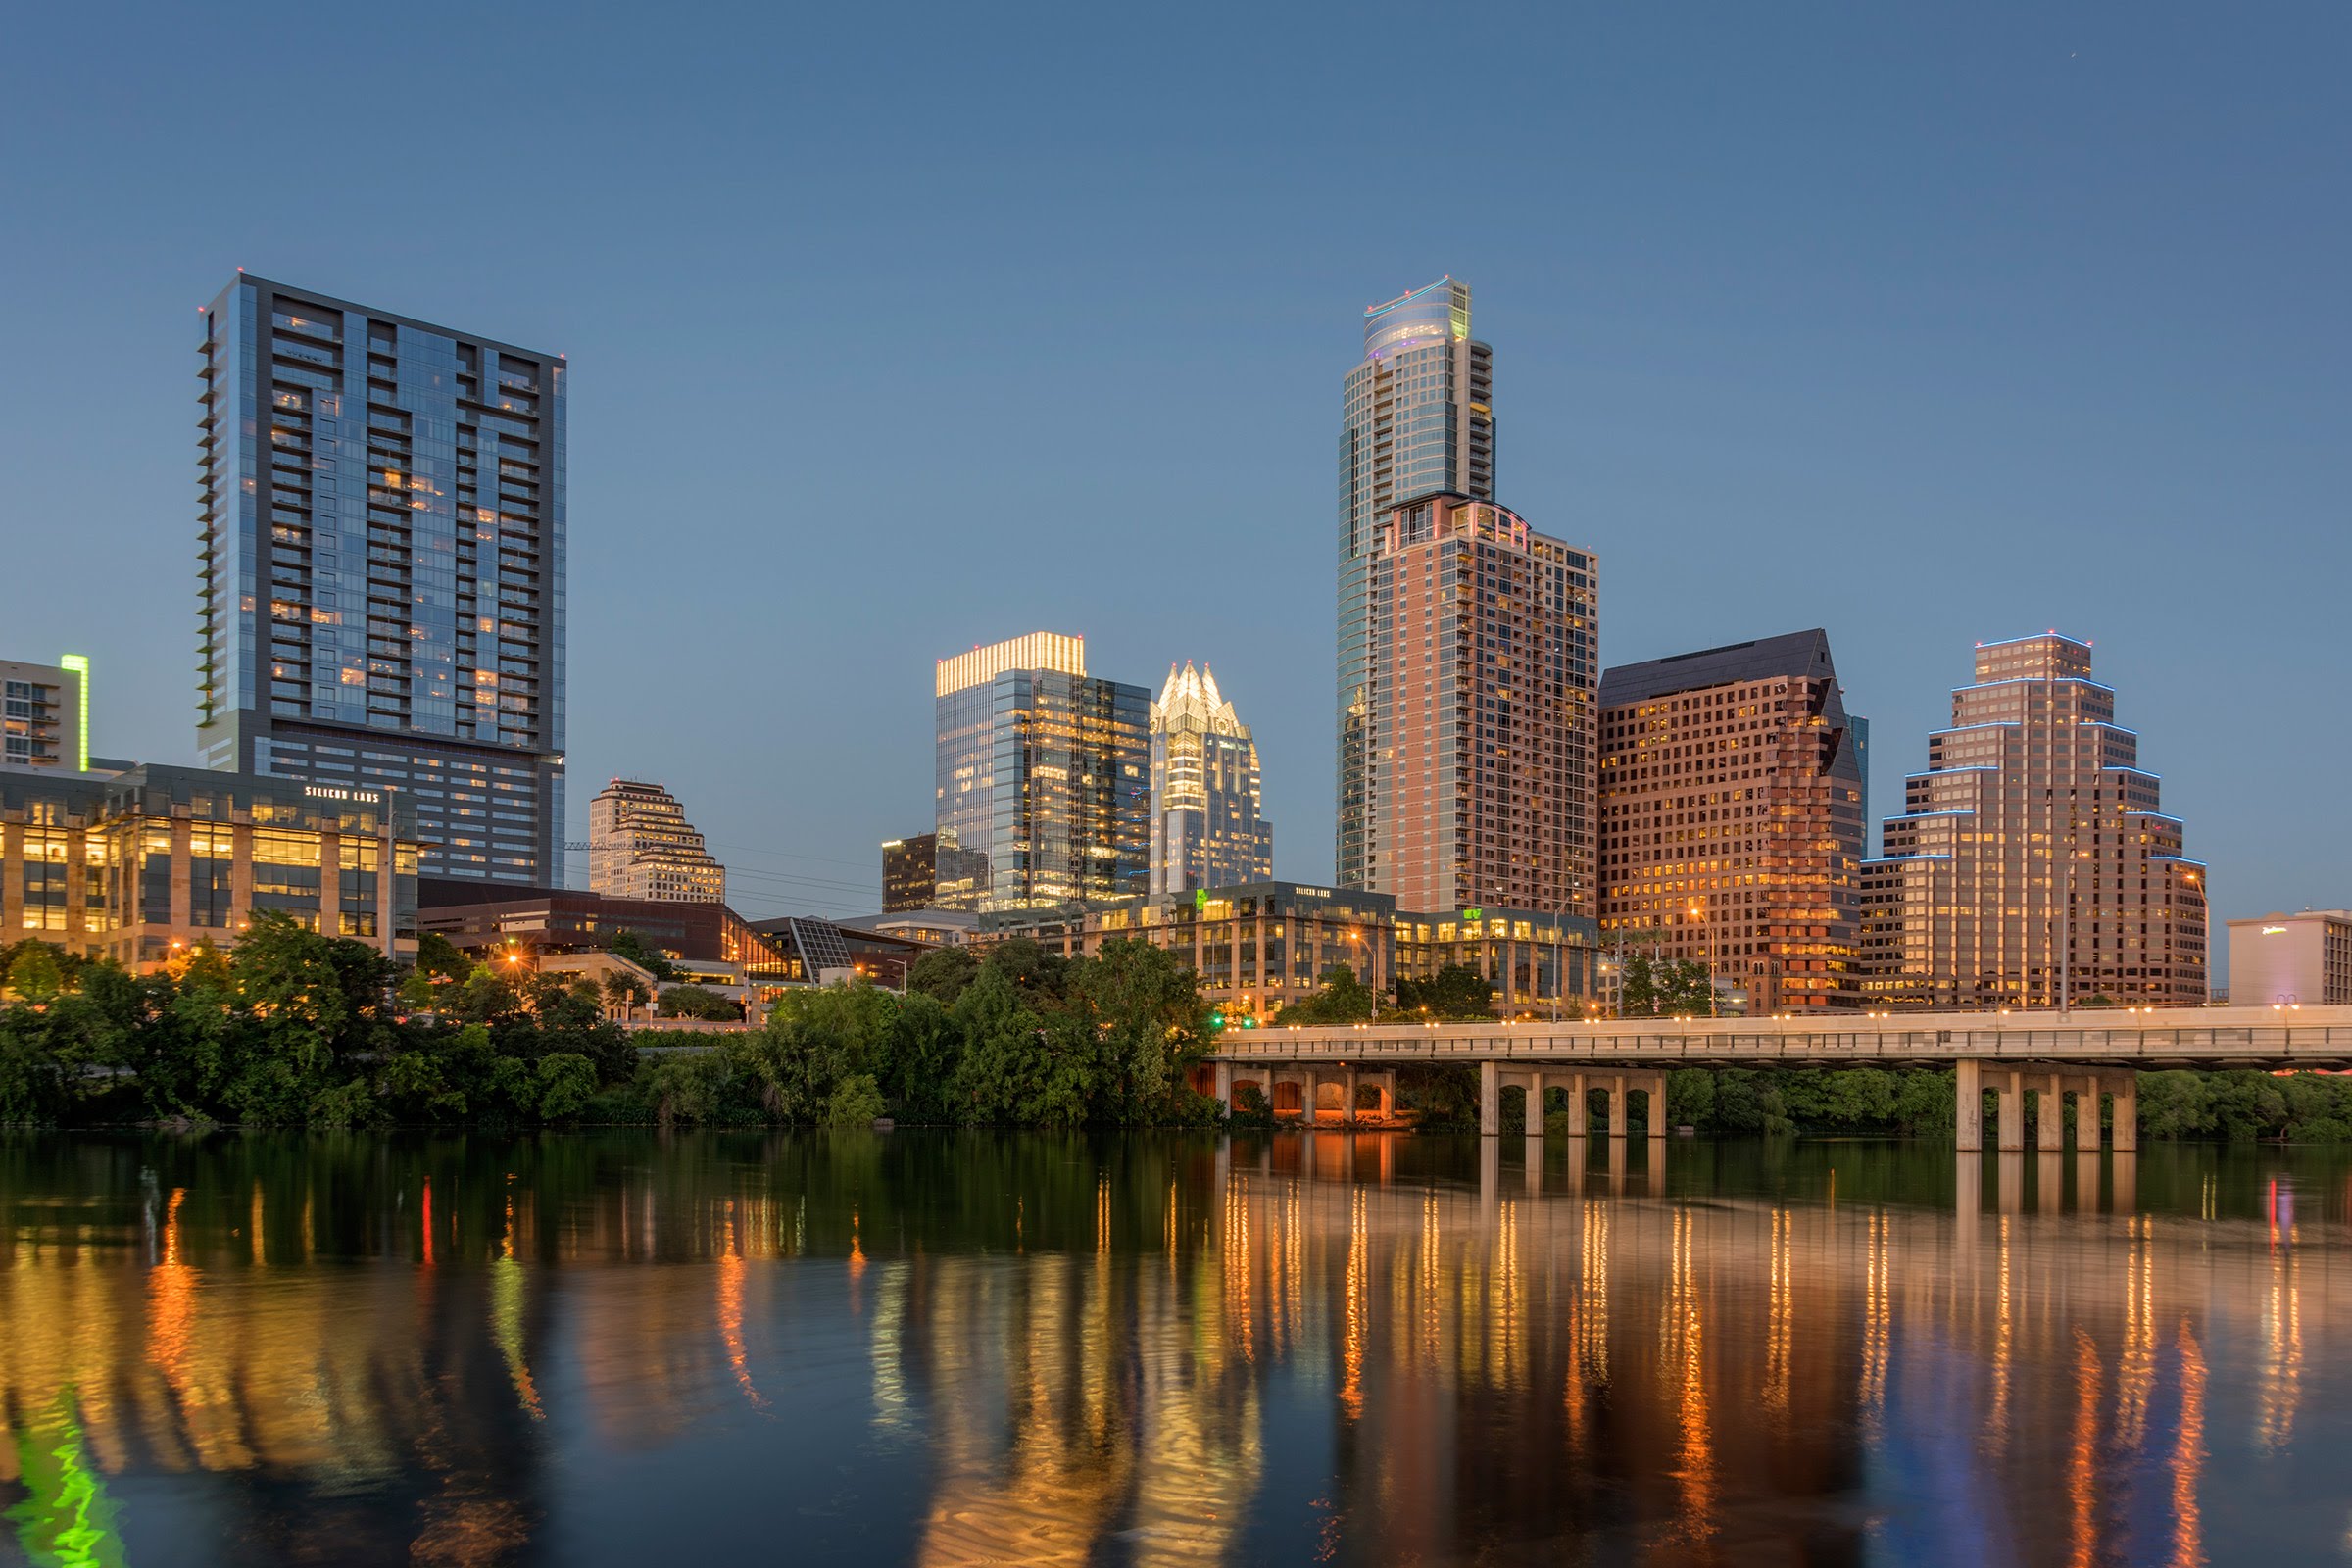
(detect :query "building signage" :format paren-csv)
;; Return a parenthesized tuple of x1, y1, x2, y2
(303, 785, 381, 804)
(1460, 907, 1483, 922)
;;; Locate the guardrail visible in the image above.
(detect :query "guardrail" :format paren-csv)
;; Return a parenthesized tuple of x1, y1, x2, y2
(1206, 1004, 2352, 1068)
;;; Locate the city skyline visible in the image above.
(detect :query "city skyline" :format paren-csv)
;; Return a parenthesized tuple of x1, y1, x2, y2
(3, 5, 2344, 944)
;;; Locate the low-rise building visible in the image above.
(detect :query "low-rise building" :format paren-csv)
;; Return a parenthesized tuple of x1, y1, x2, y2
(416, 878, 790, 981)
(973, 881, 1599, 1023)
(0, 761, 416, 968)
(1, 656, 88, 772)
(2228, 911, 2352, 1007)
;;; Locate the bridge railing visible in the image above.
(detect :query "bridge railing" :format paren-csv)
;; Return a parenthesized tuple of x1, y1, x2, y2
(1205, 1004, 2352, 1067)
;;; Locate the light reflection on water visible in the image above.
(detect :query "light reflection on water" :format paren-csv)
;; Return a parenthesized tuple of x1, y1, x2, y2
(3, 1132, 2351, 1565)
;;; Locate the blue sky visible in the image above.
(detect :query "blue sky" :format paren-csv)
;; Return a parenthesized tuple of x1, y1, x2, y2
(2, 3, 2344, 934)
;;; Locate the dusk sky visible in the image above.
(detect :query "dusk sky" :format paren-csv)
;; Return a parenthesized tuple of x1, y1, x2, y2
(4, 3, 2344, 937)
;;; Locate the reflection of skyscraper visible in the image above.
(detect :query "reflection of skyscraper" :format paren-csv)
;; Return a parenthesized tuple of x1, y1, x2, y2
(1338, 279, 1494, 890)
(1149, 662, 1272, 896)
(196, 275, 566, 885)
(933, 633, 1148, 911)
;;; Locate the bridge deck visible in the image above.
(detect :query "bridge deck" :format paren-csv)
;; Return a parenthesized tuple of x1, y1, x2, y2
(1206, 1004, 2352, 1070)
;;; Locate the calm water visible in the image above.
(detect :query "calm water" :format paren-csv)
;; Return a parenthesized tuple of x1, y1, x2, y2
(3, 1133, 2350, 1566)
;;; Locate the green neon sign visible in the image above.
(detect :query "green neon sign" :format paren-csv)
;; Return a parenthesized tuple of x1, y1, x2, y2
(1195, 889, 1207, 911)
(1460, 907, 1483, 923)
(58, 655, 88, 773)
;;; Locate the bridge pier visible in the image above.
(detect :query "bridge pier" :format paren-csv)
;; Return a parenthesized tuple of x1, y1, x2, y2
(2038, 1073, 2065, 1152)
(1609, 1075, 1630, 1138)
(1479, 1060, 1500, 1136)
(1956, 1058, 1983, 1152)
(2106, 1072, 2137, 1152)
(1996, 1070, 2026, 1152)
(1568, 1072, 1589, 1136)
(1345, 1066, 1360, 1125)
(1213, 1061, 1234, 1119)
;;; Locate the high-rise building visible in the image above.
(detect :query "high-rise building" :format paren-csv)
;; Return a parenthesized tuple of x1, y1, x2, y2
(587, 779, 725, 903)
(1, 656, 87, 771)
(1369, 492, 1599, 922)
(1598, 631, 1867, 1013)
(934, 633, 1148, 912)
(1149, 662, 1272, 896)
(196, 274, 565, 885)
(881, 832, 937, 911)
(1862, 634, 2208, 1009)
(1338, 278, 1494, 890)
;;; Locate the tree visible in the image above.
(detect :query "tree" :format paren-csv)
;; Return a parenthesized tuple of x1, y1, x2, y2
(5, 946, 66, 1004)
(656, 984, 740, 1021)
(602, 971, 654, 1021)
(608, 928, 678, 984)
(1060, 939, 1209, 1123)
(951, 964, 1074, 1125)
(413, 931, 473, 987)
(1275, 964, 1380, 1026)
(906, 947, 979, 1005)
(1395, 964, 1495, 1021)
(535, 1053, 599, 1120)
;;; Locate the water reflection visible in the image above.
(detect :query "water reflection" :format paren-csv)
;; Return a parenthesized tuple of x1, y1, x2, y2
(2, 1133, 2350, 1564)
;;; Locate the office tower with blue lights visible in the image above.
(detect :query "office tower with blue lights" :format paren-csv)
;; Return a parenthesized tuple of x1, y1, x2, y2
(196, 274, 566, 884)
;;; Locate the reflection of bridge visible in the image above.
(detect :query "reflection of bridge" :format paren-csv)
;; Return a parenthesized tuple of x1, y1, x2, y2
(1207, 1004, 2352, 1152)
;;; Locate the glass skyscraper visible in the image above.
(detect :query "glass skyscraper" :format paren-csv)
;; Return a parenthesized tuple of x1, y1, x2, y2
(1337, 277, 1494, 889)
(1148, 662, 1272, 897)
(934, 633, 1148, 912)
(196, 274, 565, 884)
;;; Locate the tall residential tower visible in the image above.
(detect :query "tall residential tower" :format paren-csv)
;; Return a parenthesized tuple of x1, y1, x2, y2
(1338, 278, 1494, 890)
(196, 274, 565, 884)
(1862, 634, 2207, 1008)
(1149, 662, 1272, 896)
(933, 633, 1148, 912)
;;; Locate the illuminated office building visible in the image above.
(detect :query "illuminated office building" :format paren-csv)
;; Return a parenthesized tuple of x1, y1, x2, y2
(196, 274, 565, 885)
(933, 632, 1147, 912)
(0, 655, 87, 771)
(588, 778, 725, 903)
(2228, 910, 2352, 1006)
(1149, 662, 1272, 897)
(1337, 278, 1494, 890)
(0, 762, 416, 967)
(1368, 492, 1599, 924)
(881, 832, 936, 911)
(1598, 630, 1867, 1013)
(1862, 634, 2208, 1008)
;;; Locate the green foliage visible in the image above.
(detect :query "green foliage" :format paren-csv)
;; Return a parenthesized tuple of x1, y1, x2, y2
(607, 928, 679, 984)
(5, 946, 66, 1004)
(413, 931, 473, 985)
(1619, 953, 1714, 1017)
(1274, 964, 1380, 1026)
(655, 984, 740, 1021)
(906, 947, 979, 1005)
(535, 1052, 599, 1120)
(1394, 964, 1495, 1021)
(827, 1072, 885, 1128)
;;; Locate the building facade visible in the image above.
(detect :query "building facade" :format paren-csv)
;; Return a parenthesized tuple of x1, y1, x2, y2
(1368, 492, 1599, 921)
(1, 657, 86, 771)
(975, 881, 1597, 1023)
(934, 633, 1148, 912)
(587, 779, 725, 903)
(1338, 278, 1495, 892)
(196, 274, 565, 886)
(1149, 662, 1272, 897)
(0, 762, 417, 969)
(1598, 630, 1868, 1013)
(881, 832, 937, 911)
(1862, 634, 2208, 1009)
(2227, 911, 2352, 1007)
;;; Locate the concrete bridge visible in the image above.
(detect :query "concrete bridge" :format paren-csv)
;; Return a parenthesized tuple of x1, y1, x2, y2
(1206, 1004, 2352, 1152)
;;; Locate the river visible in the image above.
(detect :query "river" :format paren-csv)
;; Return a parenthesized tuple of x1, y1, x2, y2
(1, 1131, 2346, 1565)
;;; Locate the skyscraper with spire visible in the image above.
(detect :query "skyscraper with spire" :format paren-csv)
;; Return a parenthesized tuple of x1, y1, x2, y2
(1335, 279, 1599, 927)
(1149, 662, 1272, 896)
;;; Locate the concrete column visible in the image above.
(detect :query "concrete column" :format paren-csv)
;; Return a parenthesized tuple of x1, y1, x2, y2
(1479, 1060, 1500, 1137)
(2038, 1073, 2064, 1152)
(1345, 1066, 1360, 1124)
(1302, 1070, 1323, 1128)
(1213, 1061, 1234, 1119)
(1955, 1058, 1983, 1152)
(2109, 1072, 2138, 1152)
(1568, 1072, 1590, 1137)
(1609, 1075, 1629, 1140)
(1646, 1072, 1671, 1139)
(1997, 1071, 2025, 1152)
(1526, 1069, 1545, 1138)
